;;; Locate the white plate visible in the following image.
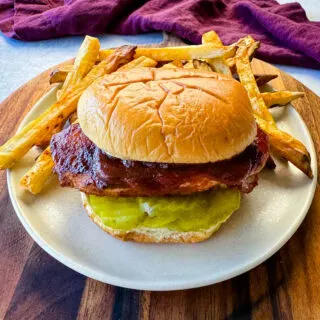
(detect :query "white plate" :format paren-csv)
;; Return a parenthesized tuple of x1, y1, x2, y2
(8, 86, 317, 291)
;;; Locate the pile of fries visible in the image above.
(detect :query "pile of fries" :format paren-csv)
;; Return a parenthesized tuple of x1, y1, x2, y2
(0, 30, 312, 195)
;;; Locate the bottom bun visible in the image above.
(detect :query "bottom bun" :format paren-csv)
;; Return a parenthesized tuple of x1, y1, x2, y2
(81, 192, 235, 244)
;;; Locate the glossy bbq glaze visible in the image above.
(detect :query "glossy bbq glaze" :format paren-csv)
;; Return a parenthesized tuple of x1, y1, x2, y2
(50, 124, 269, 196)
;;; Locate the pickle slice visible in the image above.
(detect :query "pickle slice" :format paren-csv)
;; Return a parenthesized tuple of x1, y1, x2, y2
(88, 188, 240, 232)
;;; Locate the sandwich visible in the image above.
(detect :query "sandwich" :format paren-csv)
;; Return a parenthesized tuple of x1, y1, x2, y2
(50, 68, 270, 243)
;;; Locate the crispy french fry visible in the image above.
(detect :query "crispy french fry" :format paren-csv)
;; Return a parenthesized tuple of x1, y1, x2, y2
(261, 91, 304, 108)
(247, 41, 260, 60)
(0, 45, 136, 169)
(49, 65, 72, 84)
(48, 38, 99, 143)
(202, 31, 232, 76)
(19, 147, 54, 194)
(202, 31, 222, 45)
(20, 119, 80, 194)
(208, 58, 232, 75)
(58, 36, 100, 99)
(161, 60, 184, 69)
(118, 56, 157, 71)
(256, 117, 312, 178)
(235, 38, 275, 124)
(227, 35, 259, 71)
(235, 38, 312, 177)
(233, 73, 278, 87)
(99, 49, 112, 60)
(50, 56, 158, 83)
(100, 44, 236, 61)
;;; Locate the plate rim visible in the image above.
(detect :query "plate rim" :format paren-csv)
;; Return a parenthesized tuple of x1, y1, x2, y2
(7, 86, 318, 291)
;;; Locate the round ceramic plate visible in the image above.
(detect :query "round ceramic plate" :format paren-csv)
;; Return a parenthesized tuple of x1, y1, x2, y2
(8, 86, 317, 291)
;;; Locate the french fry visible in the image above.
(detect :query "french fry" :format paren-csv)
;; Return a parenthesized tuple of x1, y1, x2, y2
(227, 36, 259, 72)
(58, 36, 100, 100)
(49, 65, 72, 84)
(20, 119, 81, 194)
(0, 45, 136, 169)
(117, 56, 157, 71)
(100, 44, 236, 61)
(235, 38, 274, 124)
(49, 56, 158, 83)
(161, 60, 184, 69)
(261, 91, 304, 108)
(256, 118, 312, 178)
(235, 37, 312, 177)
(19, 147, 54, 194)
(201, 31, 232, 76)
(48, 38, 99, 142)
(102, 34, 243, 71)
(233, 73, 278, 87)
(208, 58, 232, 75)
(99, 49, 112, 59)
(201, 31, 222, 45)
(247, 41, 260, 60)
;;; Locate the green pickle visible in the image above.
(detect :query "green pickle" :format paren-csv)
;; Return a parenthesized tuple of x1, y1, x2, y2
(88, 188, 240, 232)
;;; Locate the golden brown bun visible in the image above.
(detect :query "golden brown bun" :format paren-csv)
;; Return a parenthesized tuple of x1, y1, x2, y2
(81, 192, 233, 243)
(78, 68, 256, 163)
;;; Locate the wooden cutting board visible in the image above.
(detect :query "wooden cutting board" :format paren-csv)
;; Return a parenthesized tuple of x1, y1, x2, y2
(1, 35, 320, 320)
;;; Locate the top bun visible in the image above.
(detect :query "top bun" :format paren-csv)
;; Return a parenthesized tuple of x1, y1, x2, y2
(78, 68, 256, 163)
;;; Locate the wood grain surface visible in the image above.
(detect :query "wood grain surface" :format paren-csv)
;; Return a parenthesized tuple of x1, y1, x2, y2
(1, 37, 320, 319)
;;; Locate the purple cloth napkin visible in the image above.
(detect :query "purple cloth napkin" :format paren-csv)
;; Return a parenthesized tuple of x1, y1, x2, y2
(0, 0, 320, 68)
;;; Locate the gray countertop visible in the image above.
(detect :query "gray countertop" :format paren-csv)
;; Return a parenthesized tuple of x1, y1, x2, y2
(0, 33, 163, 102)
